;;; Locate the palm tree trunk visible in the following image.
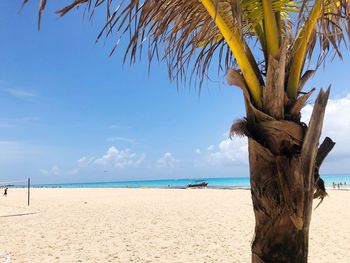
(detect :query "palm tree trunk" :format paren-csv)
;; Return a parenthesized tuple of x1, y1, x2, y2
(249, 137, 309, 263)
(247, 89, 332, 263)
(227, 42, 334, 262)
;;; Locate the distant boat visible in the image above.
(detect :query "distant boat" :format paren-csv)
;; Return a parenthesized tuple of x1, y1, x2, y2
(187, 182, 208, 188)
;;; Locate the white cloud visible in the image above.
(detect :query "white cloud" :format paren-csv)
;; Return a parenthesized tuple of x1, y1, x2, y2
(108, 125, 129, 129)
(39, 165, 60, 176)
(302, 93, 350, 170)
(195, 149, 201, 154)
(77, 156, 95, 168)
(14, 117, 40, 122)
(0, 116, 39, 129)
(196, 93, 350, 172)
(39, 157, 94, 177)
(206, 137, 248, 166)
(94, 146, 144, 168)
(156, 152, 178, 168)
(207, 145, 214, 151)
(2, 88, 38, 99)
(39, 146, 145, 178)
(135, 154, 146, 166)
(0, 140, 42, 161)
(66, 169, 79, 175)
(39, 165, 78, 176)
(106, 137, 135, 143)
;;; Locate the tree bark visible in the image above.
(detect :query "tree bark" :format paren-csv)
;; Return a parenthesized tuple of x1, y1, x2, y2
(227, 64, 333, 262)
(247, 89, 331, 263)
(249, 138, 307, 263)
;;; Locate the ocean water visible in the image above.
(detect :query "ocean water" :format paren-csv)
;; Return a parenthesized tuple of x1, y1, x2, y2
(35, 175, 350, 189)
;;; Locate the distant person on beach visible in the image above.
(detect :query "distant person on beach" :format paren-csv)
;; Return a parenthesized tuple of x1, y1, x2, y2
(333, 182, 336, 189)
(3, 187, 8, 197)
(337, 183, 340, 189)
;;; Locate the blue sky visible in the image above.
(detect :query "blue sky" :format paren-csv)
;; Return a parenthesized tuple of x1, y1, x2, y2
(1, 1, 350, 184)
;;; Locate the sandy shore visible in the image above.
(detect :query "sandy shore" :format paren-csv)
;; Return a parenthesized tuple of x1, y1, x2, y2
(0, 188, 349, 262)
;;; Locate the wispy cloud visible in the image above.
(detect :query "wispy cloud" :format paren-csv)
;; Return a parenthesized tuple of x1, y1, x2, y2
(108, 124, 130, 129)
(0, 140, 22, 146)
(0, 123, 14, 128)
(15, 117, 40, 121)
(0, 140, 43, 161)
(2, 88, 38, 99)
(106, 137, 135, 144)
(207, 145, 214, 151)
(77, 156, 95, 168)
(39, 165, 78, 176)
(0, 116, 40, 129)
(156, 152, 179, 168)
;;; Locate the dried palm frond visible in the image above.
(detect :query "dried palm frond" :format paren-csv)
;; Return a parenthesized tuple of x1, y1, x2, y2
(230, 118, 250, 137)
(22, 0, 350, 101)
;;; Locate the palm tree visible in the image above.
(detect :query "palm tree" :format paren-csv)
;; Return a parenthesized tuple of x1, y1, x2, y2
(24, 0, 350, 262)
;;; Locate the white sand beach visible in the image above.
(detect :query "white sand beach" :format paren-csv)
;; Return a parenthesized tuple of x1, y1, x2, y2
(0, 188, 349, 262)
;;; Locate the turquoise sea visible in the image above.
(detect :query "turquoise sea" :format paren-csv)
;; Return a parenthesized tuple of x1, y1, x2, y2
(35, 175, 350, 189)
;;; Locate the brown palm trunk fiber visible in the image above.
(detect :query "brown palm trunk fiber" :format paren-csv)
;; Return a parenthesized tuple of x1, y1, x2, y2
(227, 40, 334, 261)
(247, 90, 333, 263)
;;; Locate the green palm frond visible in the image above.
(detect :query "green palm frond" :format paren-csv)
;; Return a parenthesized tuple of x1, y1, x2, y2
(241, 0, 300, 27)
(200, 0, 263, 107)
(197, 1, 299, 55)
(287, 0, 350, 98)
(23, 0, 350, 105)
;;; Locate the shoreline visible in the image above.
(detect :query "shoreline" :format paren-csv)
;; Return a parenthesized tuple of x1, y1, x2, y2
(27, 186, 350, 191)
(29, 186, 252, 190)
(1, 174, 344, 190)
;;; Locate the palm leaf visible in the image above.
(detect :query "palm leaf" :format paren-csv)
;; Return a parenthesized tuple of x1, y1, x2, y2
(23, 0, 350, 103)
